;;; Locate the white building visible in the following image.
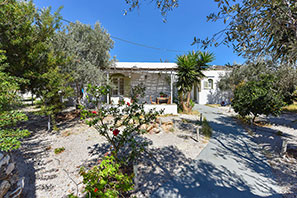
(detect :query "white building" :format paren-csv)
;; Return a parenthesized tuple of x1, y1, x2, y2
(108, 62, 231, 106)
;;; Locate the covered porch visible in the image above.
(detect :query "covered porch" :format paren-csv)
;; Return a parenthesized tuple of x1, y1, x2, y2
(106, 62, 178, 114)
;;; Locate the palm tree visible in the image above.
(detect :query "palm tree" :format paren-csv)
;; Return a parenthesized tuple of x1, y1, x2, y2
(176, 51, 215, 113)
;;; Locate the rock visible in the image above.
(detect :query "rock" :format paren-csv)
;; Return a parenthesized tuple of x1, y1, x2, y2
(8, 177, 25, 198)
(140, 124, 147, 130)
(0, 180, 11, 198)
(5, 163, 15, 176)
(0, 153, 3, 161)
(0, 155, 10, 168)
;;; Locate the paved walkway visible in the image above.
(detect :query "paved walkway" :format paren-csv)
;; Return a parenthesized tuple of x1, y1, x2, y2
(152, 105, 281, 198)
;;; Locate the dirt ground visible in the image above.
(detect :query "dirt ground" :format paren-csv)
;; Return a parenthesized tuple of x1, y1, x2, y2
(14, 106, 209, 198)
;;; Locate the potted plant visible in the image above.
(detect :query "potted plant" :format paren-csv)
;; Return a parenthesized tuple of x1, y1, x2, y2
(159, 92, 167, 98)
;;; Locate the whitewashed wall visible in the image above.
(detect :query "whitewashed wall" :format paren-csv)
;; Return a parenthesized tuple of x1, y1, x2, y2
(113, 72, 172, 104)
(197, 70, 231, 104)
(111, 69, 231, 105)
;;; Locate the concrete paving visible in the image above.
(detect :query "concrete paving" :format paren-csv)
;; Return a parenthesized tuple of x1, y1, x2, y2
(151, 105, 281, 198)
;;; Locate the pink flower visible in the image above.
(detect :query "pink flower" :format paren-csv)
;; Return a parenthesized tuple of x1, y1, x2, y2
(113, 129, 120, 136)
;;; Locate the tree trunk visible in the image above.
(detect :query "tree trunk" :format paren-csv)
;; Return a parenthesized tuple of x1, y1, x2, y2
(75, 82, 83, 109)
(48, 115, 51, 131)
(182, 91, 192, 113)
(31, 88, 34, 106)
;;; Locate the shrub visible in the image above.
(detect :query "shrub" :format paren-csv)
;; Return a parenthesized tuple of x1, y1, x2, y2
(78, 84, 161, 196)
(232, 74, 285, 122)
(79, 155, 134, 198)
(0, 52, 30, 152)
(201, 117, 212, 138)
(81, 84, 161, 165)
(54, 147, 65, 154)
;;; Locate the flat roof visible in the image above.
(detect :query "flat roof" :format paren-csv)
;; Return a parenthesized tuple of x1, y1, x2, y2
(111, 62, 228, 71)
(112, 62, 178, 70)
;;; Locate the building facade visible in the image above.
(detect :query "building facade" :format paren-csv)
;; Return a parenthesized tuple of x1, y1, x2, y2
(108, 62, 231, 105)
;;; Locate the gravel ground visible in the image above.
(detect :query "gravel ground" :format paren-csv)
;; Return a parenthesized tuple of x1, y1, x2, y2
(14, 107, 208, 198)
(217, 106, 297, 197)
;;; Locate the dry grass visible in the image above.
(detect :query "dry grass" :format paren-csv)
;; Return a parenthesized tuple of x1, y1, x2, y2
(205, 104, 221, 108)
(282, 103, 297, 113)
(179, 110, 200, 115)
(157, 114, 178, 118)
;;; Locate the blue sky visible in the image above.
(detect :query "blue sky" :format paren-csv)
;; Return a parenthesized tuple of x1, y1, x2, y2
(34, 0, 245, 65)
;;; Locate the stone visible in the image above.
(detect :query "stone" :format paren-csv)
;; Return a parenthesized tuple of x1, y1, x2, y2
(0, 180, 11, 198)
(0, 153, 3, 161)
(0, 155, 10, 168)
(8, 177, 25, 198)
(5, 163, 15, 176)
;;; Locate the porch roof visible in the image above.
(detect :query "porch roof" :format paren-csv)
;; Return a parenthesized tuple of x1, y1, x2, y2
(111, 62, 178, 71)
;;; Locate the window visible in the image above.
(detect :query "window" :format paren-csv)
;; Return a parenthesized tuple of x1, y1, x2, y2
(204, 79, 214, 90)
(112, 77, 124, 96)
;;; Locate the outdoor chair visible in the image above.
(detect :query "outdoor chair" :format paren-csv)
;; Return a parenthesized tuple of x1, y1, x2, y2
(150, 96, 156, 104)
(167, 96, 171, 104)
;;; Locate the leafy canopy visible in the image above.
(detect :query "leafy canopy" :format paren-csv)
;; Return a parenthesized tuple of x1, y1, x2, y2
(232, 74, 285, 121)
(176, 51, 215, 112)
(218, 60, 297, 104)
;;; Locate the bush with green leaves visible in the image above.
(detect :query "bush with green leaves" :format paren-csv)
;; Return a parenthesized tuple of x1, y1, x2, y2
(81, 84, 161, 165)
(79, 155, 134, 198)
(0, 52, 30, 152)
(232, 74, 285, 122)
(79, 83, 161, 196)
(201, 117, 212, 139)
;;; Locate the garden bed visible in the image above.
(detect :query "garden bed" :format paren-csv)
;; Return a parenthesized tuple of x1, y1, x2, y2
(15, 107, 209, 197)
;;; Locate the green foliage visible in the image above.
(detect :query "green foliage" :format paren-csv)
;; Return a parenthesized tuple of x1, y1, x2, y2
(85, 84, 111, 110)
(0, 0, 63, 93)
(218, 61, 297, 104)
(232, 74, 285, 122)
(38, 66, 73, 130)
(53, 21, 114, 106)
(201, 117, 212, 138)
(0, 0, 74, 131)
(198, 0, 297, 63)
(79, 155, 134, 198)
(176, 51, 214, 113)
(81, 84, 161, 165)
(79, 84, 158, 197)
(0, 51, 30, 152)
(54, 147, 65, 154)
(124, 0, 179, 18)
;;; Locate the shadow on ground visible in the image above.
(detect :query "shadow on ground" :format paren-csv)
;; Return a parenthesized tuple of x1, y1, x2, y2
(83, 130, 280, 198)
(14, 108, 82, 198)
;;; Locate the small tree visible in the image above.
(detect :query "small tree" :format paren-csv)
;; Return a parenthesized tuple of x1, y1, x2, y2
(232, 74, 285, 122)
(53, 21, 114, 107)
(38, 66, 73, 131)
(218, 60, 297, 104)
(176, 51, 214, 113)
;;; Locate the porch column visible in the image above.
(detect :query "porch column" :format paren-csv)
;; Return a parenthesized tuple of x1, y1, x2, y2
(170, 71, 173, 104)
(106, 72, 110, 104)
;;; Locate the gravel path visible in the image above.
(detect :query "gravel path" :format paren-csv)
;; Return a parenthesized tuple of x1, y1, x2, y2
(14, 109, 209, 198)
(152, 104, 282, 198)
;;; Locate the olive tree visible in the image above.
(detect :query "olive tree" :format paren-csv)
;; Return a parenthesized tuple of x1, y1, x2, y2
(53, 21, 114, 107)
